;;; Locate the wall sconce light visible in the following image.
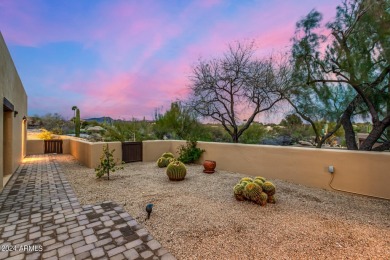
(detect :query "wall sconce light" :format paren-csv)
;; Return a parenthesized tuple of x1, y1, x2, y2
(14, 111, 18, 117)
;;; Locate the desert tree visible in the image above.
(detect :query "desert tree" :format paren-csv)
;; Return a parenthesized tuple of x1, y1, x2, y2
(188, 42, 284, 143)
(154, 101, 202, 140)
(40, 113, 67, 135)
(95, 144, 123, 180)
(287, 0, 390, 150)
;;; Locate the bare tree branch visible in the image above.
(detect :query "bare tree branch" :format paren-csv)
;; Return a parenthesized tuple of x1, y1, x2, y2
(189, 42, 283, 142)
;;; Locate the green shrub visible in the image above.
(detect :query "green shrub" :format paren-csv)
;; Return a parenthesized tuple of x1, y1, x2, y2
(177, 140, 205, 164)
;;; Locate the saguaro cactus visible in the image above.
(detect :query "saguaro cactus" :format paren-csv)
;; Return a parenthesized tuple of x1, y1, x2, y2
(75, 108, 80, 137)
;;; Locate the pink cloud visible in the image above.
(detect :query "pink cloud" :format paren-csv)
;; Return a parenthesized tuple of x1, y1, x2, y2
(2, 0, 341, 121)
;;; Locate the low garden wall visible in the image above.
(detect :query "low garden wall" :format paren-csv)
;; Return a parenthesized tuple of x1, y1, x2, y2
(27, 138, 121, 168)
(69, 139, 121, 168)
(27, 139, 390, 199)
(144, 140, 390, 200)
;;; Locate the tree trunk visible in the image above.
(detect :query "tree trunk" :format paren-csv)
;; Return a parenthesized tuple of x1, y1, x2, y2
(372, 141, 390, 151)
(232, 134, 239, 143)
(341, 109, 358, 150)
(387, 81, 390, 141)
(316, 121, 342, 148)
(285, 97, 321, 144)
(340, 96, 361, 150)
(359, 122, 388, 150)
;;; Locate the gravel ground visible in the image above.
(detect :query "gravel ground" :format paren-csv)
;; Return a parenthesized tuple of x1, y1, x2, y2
(58, 155, 390, 259)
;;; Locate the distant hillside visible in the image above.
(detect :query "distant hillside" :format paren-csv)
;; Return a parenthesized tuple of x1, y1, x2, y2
(84, 117, 114, 123)
(84, 117, 156, 124)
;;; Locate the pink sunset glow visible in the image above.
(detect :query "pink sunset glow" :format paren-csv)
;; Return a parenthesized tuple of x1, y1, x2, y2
(0, 0, 341, 121)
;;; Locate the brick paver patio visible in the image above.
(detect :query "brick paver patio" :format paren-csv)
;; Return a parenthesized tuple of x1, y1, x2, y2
(0, 155, 175, 260)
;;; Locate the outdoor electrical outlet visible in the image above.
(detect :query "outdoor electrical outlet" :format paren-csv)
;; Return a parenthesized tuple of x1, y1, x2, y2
(328, 166, 334, 174)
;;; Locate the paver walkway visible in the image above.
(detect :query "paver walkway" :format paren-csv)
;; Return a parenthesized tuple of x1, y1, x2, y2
(0, 155, 175, 260)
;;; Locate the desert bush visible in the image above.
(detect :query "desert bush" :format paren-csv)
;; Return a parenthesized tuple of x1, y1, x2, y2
(38, 129, 53, 140)
(177, 140, 204, 164)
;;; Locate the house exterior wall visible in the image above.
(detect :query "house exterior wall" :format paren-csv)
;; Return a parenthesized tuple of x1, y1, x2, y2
(0, 32, 28, 189)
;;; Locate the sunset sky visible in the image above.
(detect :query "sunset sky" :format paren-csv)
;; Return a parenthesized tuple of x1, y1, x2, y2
(0, 0, 341, 121)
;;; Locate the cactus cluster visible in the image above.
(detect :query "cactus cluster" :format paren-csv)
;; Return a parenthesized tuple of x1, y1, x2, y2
(233, 176, 276, 206)
(156, 152, 187, 181)
(156, 152, 176, 168)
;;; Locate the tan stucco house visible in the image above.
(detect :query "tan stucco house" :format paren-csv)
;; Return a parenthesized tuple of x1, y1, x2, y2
(0, 31, 28, 189)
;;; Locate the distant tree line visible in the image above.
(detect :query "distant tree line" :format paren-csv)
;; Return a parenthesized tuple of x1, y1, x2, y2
(30, 0, 389, 151)
(185, 0, 389, 151)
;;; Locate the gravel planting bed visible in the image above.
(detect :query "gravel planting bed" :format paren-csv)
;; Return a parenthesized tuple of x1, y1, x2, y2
(58, 155, 390, 259)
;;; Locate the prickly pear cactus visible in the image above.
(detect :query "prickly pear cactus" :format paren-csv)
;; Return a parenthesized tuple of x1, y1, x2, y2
(157, 157, 169, 168)
(262, 181, 276, 196)
(162, 152, 175, 159)
(166, 160, 187, 181)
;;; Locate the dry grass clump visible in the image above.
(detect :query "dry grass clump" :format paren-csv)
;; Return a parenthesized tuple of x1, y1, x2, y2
(58, 155, 390, 259)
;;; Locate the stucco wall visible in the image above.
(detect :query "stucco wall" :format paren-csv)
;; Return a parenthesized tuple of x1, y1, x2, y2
(69, 139, 121, 168)
(27, 140, 45, 155)
(27, 138, 121, 168)
(90, 142, 122, 169)
(145, 140, 390, 200)
(0, 32, 28, 188)
(27, 139, 70, 156)
(26, 138, 390, 199)
(142, 140, 173, 162)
